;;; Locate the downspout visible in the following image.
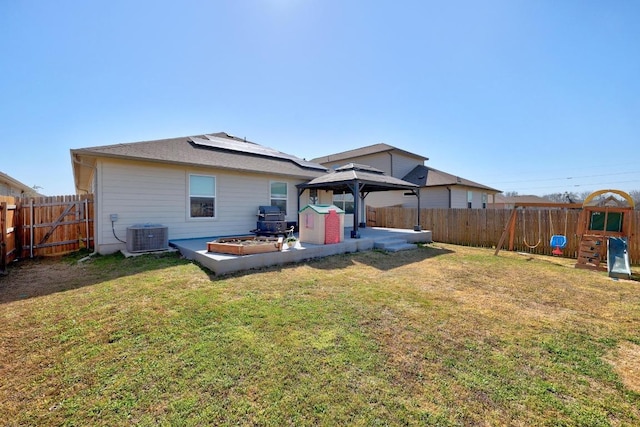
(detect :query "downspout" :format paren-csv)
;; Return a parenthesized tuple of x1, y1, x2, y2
(447, 186, 452, 208)
(387, 152, 394, 176)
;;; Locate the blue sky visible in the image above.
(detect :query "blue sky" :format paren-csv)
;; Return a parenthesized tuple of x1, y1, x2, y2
(1, 0, 639, 196)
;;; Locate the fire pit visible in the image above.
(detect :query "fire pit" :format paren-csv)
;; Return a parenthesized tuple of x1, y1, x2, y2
(207, 236, 283, 255)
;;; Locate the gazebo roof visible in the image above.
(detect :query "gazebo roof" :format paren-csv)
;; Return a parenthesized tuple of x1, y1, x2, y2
(297, 163, 418, 193)
(296, 163, 422, 237)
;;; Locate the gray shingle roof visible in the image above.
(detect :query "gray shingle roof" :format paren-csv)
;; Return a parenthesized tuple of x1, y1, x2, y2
(402, 165, 500, 192)
(71, 132, 328, 179)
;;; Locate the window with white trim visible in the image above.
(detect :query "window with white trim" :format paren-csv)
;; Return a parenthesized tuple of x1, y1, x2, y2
(189, 174, 216, 218)
(271, 181, 287, 214)
(467, 190, 473, 209)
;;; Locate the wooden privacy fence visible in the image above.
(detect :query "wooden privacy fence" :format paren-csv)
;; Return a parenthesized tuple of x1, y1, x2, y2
(0, 195, 94, 273)
(0, 196, 19, 273)
(367, 206, 640, 265)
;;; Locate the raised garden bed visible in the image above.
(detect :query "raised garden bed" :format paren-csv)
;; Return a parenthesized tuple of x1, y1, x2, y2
(207, 236, 283, 255)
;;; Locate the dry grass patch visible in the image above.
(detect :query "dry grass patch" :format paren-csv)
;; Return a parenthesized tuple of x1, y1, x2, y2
(605, 341, 640, 393)
(1, 244, 639, 426)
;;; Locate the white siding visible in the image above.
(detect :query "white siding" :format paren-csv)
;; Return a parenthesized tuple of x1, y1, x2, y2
(326, 151, 423, 179)
(379, 187, 489, 209)
(450, 187, 468, 208)
(469, 190, 488, 208)
(298, 189, 334, 207)
(327, 153, 391, 174)
(366, 191, 406, 208)
(390, 153, 422, 179)
(400, 187, 450, 208)
(448, 187, 486, 208)
(0, 182, 24, 197)
(96, 159, 308, 254)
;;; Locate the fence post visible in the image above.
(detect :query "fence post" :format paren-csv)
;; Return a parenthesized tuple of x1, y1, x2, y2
(29, 198, 34, 258)
(1, 201, 6, 274)
(84, 197, 89, 249)
(15, 198, 21, 260)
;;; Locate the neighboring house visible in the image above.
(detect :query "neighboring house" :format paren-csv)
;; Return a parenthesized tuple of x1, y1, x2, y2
(71, 132, 330, 254)
(401, 165, 499, 209)
(489, 194, 551, 209)
(0, 171, 38, 197)
(311, 143, 500, 214)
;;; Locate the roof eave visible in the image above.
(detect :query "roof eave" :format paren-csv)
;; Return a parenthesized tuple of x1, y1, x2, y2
(0, 171, 33, 193)
(424, 182, 501, 193)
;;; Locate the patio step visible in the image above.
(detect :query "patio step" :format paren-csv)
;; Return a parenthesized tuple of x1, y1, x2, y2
(374, 238, 417, 252)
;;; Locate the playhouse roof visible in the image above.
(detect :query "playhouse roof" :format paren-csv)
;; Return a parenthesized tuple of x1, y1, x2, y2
(299, 204, 345, 214)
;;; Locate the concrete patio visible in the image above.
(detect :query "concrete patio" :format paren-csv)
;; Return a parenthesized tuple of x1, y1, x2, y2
(170, 227, 433, 275)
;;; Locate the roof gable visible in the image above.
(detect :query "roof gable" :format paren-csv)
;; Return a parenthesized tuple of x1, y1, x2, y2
(311, 143, 428, 165)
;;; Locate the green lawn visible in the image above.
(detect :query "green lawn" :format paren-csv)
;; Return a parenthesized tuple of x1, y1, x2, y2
(1, 245, 639, 426)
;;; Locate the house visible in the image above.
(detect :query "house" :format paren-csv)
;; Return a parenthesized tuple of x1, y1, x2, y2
(311, 143, 500, 213)
(0, 171, 38, 197)
(71, 133, 498, 255)
(489, 194, 551, 209)
(71, 132, 331, 254)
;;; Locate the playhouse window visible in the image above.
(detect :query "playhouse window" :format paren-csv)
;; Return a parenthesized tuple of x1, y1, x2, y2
(589, 211, 623, 232)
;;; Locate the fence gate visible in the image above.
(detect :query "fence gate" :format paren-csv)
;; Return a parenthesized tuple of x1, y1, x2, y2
(21, 195, 94, 258)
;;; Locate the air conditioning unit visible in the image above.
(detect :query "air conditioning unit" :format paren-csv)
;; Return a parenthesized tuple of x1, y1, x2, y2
(126, 224, 169, 253)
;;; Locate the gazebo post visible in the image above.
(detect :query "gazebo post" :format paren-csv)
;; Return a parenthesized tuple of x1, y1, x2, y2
(414, 188, 422, 231)
(359, 189, 369, 229)
(351, 180, 360, 238)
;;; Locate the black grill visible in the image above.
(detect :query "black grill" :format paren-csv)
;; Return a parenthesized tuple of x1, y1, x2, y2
(251, 206, 290, 237)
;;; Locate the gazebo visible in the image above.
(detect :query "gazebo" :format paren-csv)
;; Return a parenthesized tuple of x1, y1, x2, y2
(296, 163, 421, 238)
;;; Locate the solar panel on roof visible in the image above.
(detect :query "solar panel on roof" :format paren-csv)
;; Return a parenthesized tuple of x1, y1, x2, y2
(189, 136, 326, 171)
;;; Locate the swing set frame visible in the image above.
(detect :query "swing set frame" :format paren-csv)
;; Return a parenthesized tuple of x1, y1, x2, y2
(494, 202, 582, 256)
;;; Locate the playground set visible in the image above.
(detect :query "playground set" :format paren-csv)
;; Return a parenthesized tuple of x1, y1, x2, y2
(495, 189, 635, 279)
